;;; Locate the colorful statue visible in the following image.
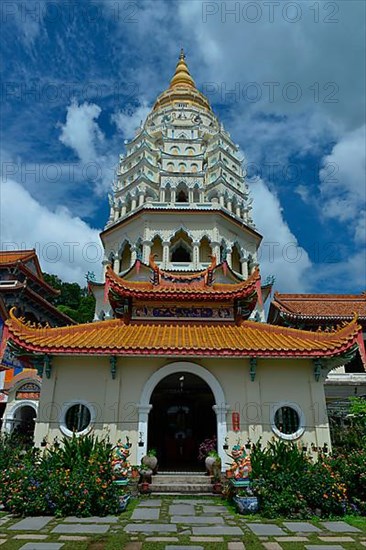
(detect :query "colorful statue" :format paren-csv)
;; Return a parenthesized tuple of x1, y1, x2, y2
(112, 438, 132, 479)
(227, 444, 252, 480)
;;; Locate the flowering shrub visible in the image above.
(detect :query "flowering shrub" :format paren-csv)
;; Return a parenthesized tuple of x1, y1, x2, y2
(329, 449, 366, 515)
(0, 434, 120, 517)
(249, 439, 352, 518)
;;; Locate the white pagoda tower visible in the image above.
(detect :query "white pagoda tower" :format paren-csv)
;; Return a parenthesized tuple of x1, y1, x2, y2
(95, 50, 262, 320)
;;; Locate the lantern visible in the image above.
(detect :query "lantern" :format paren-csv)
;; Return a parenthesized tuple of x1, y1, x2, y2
(232, 412, 240, 432)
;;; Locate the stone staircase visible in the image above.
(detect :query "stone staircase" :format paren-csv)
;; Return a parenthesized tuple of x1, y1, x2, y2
(150, 472, 213, 494)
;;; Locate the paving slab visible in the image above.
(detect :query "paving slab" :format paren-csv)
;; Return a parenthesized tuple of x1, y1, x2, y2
(192, 526, 243, 536)
(58, 535, 89, 542)
(227, 543, 246, 550)
(321, 521, 361, 532)
(262, 544, 282, 550)
(9, 517, 53, 531)
(305, 546, 345, 550)
(19, 545, 64, 550)
(165, 547, 203, 550)
(137, 499, 162, 507)
(247, 524, 287, 536)
(172, 499, 215, 504)
(146, 538, 179, 542)
(319, 536, 355, 542)
(14, 533, 48, 540)
(201, 505, 228, 513)
(283, 522, 322, 533)
(125, 524, 177, 533)
(63, 516, 118, 523)
(191, 537, 224, 542)
(171, 515, 224, 524)
(52, 524, 109, 534)
(131, 508, 160, 520)
(169, 505, 196, 515)
(124, 544, 143, 550)
(275, 537, 309, 542)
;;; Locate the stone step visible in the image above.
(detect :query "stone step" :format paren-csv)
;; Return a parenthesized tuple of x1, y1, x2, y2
(153, 474, 211, 484)
(150, 483, 213, 494)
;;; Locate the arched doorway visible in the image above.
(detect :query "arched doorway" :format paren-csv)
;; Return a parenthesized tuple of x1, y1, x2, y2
(11, 404, 36, 441)
(148, 372, 216, 471)
(138, 362, 229, 471)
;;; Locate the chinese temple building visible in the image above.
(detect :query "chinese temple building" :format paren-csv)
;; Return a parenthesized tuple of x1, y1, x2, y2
(268, 292, 366, 410)
(0, 250, 74, 435)
(2, 52, 365, 471)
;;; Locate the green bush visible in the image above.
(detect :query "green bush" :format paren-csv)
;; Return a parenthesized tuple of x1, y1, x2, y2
(249, 439, 350, 518)
(0, 434, 121, 517)
(329, 449, 366, 514)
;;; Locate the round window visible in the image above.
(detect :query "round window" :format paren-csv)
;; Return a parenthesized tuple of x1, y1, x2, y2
(65, 404, 91, 434)
(271, 403, 305, 440)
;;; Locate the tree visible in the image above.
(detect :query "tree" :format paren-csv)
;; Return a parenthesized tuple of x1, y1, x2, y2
(43, 273, 95, 324)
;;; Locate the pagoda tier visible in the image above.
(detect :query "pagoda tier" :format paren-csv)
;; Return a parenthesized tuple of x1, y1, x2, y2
(0, 250, 75, 327)
(102, 258, 263, 323)
(4, 307, 363, 362)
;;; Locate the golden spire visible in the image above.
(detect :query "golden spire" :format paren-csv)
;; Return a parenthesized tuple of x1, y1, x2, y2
(152, 49, 211, 112)
(169, 48, 196, 89)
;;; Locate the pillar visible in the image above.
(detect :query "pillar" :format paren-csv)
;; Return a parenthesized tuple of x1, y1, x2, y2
(236, 205, 241, 217)
(171, 189, 176, 203)
(131, 245, 137, 265)
(136, 404, 153, 464)
(193, 241, 200, 268)
(199, 190, 205, 203)
(227, 200, 232, 212)
(113, 207, 119, 222)
(219, 194, 225, 207)
(143, 240, 151, 264)
(188, 190, 194, 204)
(160, 188, 165, 202)
(213, 404, 230, 472)
(162, 241, 170, 268)
(138, 193, 144, 207)
(113, 257, 120, 274)
(121, 202, 127, 217)
(131, 197, 137, 210)
(226, 250, 232, 267)
(211, 241, 220, 262)
(240, 257, 248, 279)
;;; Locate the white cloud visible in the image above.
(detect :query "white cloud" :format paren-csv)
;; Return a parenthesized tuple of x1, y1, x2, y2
(58, 100, 117, 196)
(112, 101, 152, 140)
(0, 179, 103, 285)
(251, 179, 312, 292)
(319, 125, 366, 242)
(59, 100, 104, 164)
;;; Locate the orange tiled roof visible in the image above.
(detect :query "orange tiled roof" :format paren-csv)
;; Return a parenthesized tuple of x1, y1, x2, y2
(272, 292, 366, 320)
(4, 308, 362, 358)
(0, 250, 37, 264)
(106, 265, 260, 300)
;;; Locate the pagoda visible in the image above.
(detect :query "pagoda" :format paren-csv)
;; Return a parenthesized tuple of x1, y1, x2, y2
(2, 52, 365, 472)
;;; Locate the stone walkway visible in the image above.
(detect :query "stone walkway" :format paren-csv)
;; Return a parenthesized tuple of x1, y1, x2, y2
(0, 497, 365, 549)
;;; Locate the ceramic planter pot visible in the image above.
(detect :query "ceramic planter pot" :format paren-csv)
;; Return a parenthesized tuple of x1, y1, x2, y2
(205, 456, 219, 475)
(118, 494, 130, 512)
(139, 481, 151, 494)
(142, 455, 158, 472)
(234, 495, 259, 514)
(212, 482, 223, 494)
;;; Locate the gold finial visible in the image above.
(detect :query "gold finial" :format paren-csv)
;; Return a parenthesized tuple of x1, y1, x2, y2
(169, 48, 196, 90)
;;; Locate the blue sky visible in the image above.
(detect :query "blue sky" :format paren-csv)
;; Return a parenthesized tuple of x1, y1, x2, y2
(0, 0, 365, 292)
